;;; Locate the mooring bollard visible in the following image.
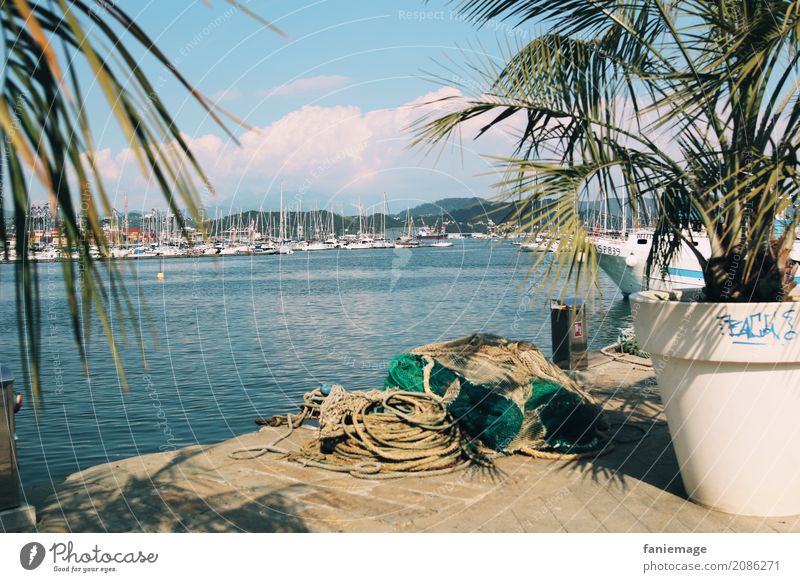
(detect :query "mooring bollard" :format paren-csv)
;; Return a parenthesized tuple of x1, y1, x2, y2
(550, 298, 588, 371)
(0, 363, 20, 511)
(0, 363, 35, 531)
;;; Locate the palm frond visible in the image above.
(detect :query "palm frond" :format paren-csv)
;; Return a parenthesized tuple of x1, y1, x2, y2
(0, 1, 281, 401)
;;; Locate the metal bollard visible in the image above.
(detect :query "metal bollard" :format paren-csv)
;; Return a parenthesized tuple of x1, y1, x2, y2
(0, 363, 20, 511)
(550, 298, 588, 371)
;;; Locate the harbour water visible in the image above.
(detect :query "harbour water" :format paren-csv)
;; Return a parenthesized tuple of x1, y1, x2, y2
(3, 240, 632, 488)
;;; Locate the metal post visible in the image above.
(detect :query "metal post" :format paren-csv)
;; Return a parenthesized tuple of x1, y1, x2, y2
(550, 298, 589, 371)
(0, 363, 19, 511)
(0, 363, 35, 531)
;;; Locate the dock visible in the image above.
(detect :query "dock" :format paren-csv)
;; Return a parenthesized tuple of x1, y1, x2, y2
(23, 352, 800, 533)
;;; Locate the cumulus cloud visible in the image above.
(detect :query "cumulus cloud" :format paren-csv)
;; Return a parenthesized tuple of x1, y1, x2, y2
(92, 86, 525, 213)
(260, 75, 351, 98)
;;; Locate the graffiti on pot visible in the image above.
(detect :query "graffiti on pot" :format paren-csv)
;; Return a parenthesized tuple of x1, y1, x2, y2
(715, 309, 797, 344)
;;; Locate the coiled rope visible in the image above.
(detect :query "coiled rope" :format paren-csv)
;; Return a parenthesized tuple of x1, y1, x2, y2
(229, 387, 491, 479)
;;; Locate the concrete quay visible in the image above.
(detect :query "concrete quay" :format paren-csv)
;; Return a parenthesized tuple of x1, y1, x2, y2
(20, 351, 800, 533)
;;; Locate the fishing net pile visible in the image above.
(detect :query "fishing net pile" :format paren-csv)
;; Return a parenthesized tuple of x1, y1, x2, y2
(383, 333, 610, 459)
(236, 333, 609, 478)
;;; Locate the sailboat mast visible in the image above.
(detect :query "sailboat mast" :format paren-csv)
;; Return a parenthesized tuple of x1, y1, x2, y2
(622, 195, 627, 236)
(279, 185, 285, 242)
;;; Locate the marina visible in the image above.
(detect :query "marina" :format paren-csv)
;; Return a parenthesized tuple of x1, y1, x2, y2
(3, 4, 800, 577)
(23, 197, 800, 304)
(12, 201, 502, 262)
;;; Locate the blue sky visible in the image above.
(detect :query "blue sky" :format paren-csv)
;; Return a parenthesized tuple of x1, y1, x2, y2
(77, 0, 532, 214)
(123, 1, 515, 130)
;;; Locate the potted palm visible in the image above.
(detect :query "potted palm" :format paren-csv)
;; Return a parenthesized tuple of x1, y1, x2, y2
(417, 1, 800, 516)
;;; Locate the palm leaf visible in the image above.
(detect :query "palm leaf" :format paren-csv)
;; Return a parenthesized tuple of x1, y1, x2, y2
(0, 1, 282, 402)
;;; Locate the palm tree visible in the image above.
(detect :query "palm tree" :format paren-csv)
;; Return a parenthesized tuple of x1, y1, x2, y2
(417, 0, 800, 302)
(0, 1, 281, 399)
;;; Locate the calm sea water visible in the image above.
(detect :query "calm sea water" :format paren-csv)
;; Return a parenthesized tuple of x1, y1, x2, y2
(2, 240, 632, 488)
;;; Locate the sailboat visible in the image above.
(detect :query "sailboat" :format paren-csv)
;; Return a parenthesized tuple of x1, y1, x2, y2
(372, 194, 395, 248)
(277, 186, 295, 254)
(395, 208, 420, 247)
(344, 202, 375, 249)
(519, 235, 559, 252)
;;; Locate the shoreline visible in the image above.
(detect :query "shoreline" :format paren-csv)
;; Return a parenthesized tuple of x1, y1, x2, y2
(0, 238, 494, 265)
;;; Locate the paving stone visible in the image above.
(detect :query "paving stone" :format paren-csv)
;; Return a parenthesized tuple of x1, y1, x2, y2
(567, 482, 646, 532)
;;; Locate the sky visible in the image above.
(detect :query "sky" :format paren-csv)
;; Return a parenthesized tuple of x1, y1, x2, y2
(73, 0, 537, 216)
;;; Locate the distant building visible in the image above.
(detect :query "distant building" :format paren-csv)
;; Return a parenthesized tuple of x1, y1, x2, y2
(123, 227, 142, 243)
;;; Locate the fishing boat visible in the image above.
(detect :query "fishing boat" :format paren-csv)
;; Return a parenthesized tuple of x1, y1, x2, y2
(592, 229, 800, 297)
(416, 216, 447, 242)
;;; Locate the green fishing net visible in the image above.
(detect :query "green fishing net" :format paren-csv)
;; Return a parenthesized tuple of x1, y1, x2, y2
(384, 333, 609, 456)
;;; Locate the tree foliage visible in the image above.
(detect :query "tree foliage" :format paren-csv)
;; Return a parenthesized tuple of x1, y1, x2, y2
(0, 0, 280, 399)
(417, 0, 800, 302)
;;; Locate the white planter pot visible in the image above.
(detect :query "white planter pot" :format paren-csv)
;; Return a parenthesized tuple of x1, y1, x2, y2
(630, 289, 800, 516)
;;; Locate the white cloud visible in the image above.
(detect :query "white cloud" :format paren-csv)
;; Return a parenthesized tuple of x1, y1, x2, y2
(91, 148, 120, 181)
(91, 86, 525, 212)
(260, 75, 350, 98)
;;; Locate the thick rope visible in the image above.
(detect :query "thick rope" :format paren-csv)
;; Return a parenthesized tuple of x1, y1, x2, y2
(421, 356, 436, 396)
(230, 387, 490, 479)
(517, 442, 613, 461)
(420, 355, 461, 405)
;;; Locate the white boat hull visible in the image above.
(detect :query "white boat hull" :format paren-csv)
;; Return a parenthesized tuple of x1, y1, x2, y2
(593, 232, 800, 296)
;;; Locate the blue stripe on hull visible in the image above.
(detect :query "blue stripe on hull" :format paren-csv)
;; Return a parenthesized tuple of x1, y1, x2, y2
(667, 266, 800, 284)
(666, 267, 704, 279)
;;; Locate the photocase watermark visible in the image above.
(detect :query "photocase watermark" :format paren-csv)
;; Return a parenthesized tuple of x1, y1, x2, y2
(297, 143, 368, 197)
(390, 245, 413, 292)
(20, 542, 46, 570)
(508, 281, 537, 335)
(0, 92, 27, 174)
(19, 541, 159, 574)
(397, 9, 447, 22)
(450, 74, 488, 99)
(20, 541, 159, 573)
(144, 374, 178, 452)
(314, 328, 389, 372)
(46, 261, 66, 396)
(397, 9, 532, 40)
(631, 290, 703, 384)
(134, 1, 243, 122)
(518, 487, 571, 530)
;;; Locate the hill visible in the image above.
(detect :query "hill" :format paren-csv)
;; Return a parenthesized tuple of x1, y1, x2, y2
(405, 197, 492, 217)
